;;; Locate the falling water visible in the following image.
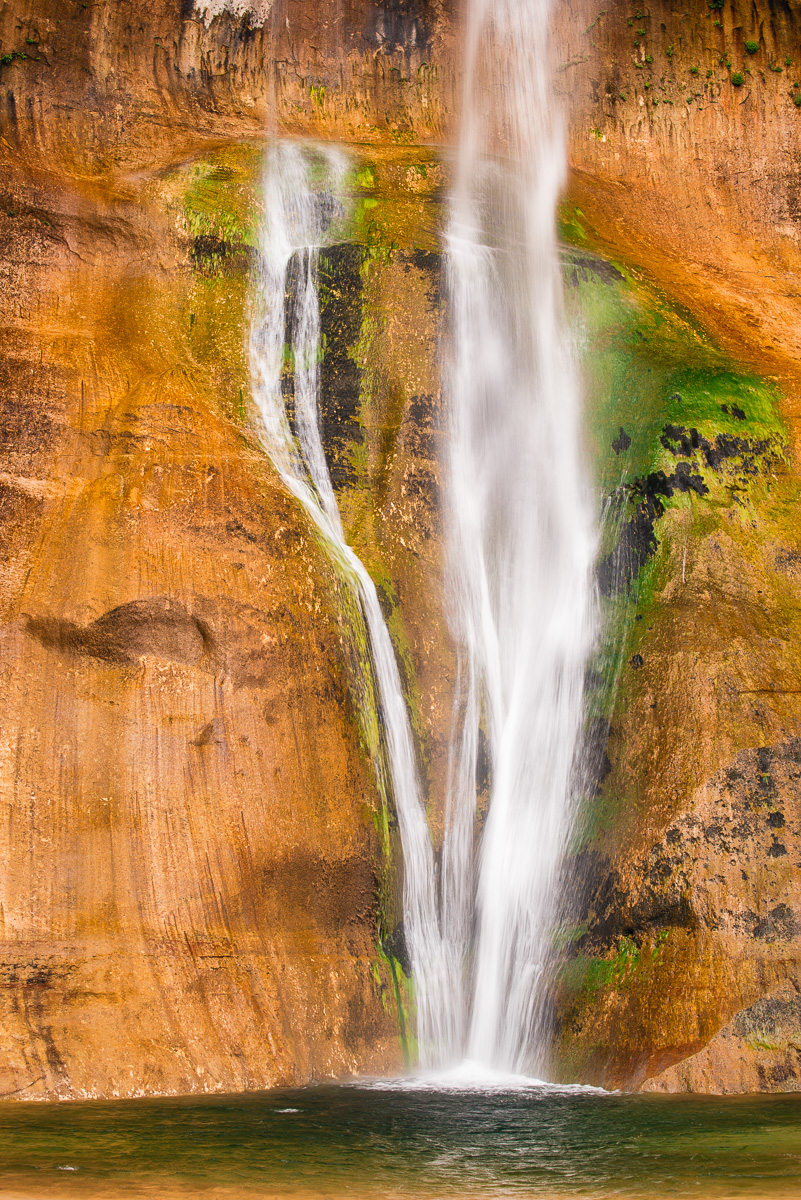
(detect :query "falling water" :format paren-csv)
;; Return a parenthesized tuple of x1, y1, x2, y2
(250, 30, 595, 1072)
(249, 141, 451, 1065)
(441, 0, 597, 1074)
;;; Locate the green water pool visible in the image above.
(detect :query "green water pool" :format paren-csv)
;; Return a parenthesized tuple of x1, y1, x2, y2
(0, 1082, 798, 1198)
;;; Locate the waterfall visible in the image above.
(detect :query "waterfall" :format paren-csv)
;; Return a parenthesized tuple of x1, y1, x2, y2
(440, 0, 597, 1074)
(250, 21, 595, 1073)
(248, 141, 451, 1066)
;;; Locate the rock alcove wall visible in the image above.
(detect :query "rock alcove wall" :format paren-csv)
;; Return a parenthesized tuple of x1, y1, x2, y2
(0, 0, 799, 1097)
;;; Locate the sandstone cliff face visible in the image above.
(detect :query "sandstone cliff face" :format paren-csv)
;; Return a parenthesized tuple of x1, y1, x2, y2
(1, 0, 801, 1100)
(0, 0, 456, 175)
(541, 0, 801, 1096)
(0, 147, 410, 1098)
(550, 248, 801, 1093)
(316, 169, 455, 846)
(0, 0, 457, 1100)
(556, 0, 801, 382)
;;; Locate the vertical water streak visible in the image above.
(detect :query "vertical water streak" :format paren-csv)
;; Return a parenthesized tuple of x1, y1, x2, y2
(249, 141, 451, 1066)
(443, 0, 598, 1073)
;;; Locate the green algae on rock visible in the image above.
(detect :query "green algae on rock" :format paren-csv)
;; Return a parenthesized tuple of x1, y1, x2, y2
(552, 241, 800, 1093)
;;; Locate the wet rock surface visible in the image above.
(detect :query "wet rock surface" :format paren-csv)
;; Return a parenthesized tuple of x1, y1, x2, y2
(558, 742, 801, 1090)
(598, 419, 783, 595)
(557, 0, 801, 387)
(319, 245, 365, 491)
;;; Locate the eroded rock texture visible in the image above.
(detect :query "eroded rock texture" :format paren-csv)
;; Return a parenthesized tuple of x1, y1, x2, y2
(0, 0, 457, 174)
(562, 740, 801, 1090)
(552, 255, 801, 1093)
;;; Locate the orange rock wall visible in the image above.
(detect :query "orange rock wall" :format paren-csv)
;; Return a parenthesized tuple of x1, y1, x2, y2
(1, 0, 801, 1100)
(0, 0, 457, 174)
(557, 0, 801, 382)
(0, 154, 403, 1099)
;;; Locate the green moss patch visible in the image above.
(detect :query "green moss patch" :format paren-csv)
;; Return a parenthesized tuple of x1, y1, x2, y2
(172, 144, 264, 254)
(561, 235, 788, 852)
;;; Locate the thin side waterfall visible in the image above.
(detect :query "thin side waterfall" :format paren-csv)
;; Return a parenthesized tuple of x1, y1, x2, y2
(248, 141, 451, 1066)
(441, 0, 597, 1074)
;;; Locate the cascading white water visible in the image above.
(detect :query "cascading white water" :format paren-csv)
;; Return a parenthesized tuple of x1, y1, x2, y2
(440, 0, 597, 1074)
(250, 34, 595, 1072)
(249, 141, 452, 1066)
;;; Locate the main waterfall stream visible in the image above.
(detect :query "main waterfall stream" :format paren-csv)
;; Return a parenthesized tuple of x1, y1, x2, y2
(250, 0, 595, 1078)
(440, 0, 596, 1073)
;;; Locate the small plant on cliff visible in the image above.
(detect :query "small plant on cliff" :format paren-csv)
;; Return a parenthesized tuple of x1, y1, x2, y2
(731, 71, 745, 85)
(794, 93, 801, 107)
(690, 65, 699, 74)
(666, 43, 675, 60)
(744, 40, 759, 54)
(785, 57, 793, 67)
(645, 53, 653, 63)
(707, 0, 724, 9)
(769, 62, 783, 72)
(651, 930, 669, 960)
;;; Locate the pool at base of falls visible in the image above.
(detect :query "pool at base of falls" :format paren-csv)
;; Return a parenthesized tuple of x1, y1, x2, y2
(0, 1083, 798, 1199)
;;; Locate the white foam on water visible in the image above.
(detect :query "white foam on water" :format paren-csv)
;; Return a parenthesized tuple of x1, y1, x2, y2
(356, 1060, 607, 1095)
